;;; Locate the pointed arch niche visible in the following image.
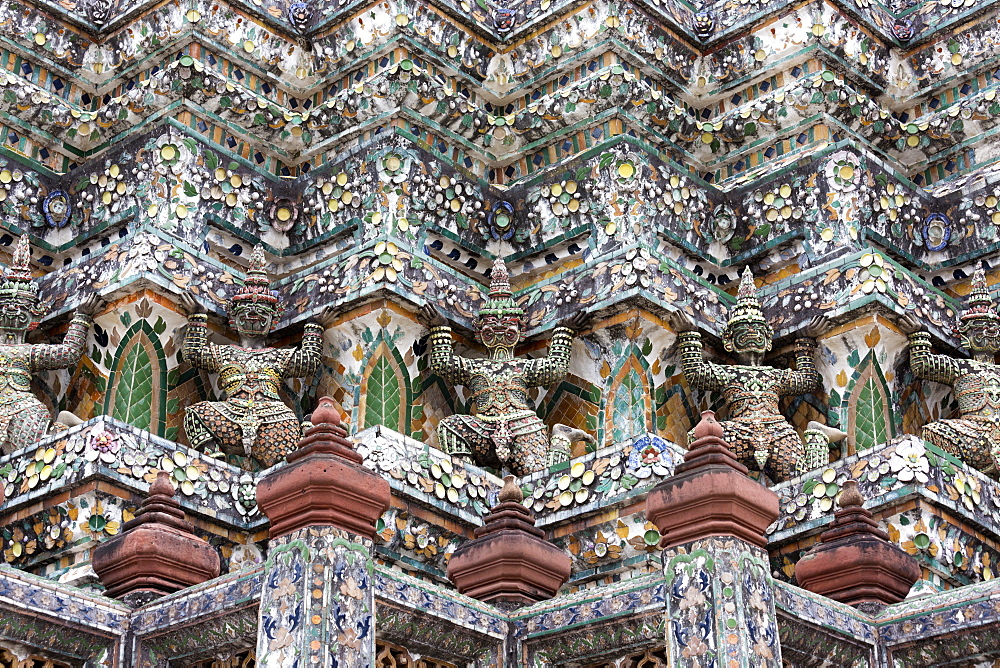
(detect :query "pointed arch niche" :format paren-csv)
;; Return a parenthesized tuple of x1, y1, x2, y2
(358, 339, 411, 435)
(603, 351, 652, 446)
(845, 352, 895, 454)
(104, 321, 167, 435)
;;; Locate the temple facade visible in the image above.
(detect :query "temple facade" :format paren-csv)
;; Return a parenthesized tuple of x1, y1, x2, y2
(0, 0, 1000, 664)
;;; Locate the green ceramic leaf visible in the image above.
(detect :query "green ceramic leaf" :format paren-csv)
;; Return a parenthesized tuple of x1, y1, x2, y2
(364, 354, 401, 432)
(853, 369, 890, 451)
(611, 368, 646, 444)
(111, 340, 154, 431)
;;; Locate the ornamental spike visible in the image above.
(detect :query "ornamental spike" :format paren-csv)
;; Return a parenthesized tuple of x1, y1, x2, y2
(9, 235, 32, 283)
(962, 267, 995, 320)
(478, 257, 523, 319)
(489, 257, 512, 299)
(727, 267, 767, 329)
(229, 245, 279, 310)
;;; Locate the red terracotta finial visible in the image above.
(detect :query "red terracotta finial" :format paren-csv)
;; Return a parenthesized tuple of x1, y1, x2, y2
(795, 478, 921, 608)
(692, 410, 724, 440)
(255, 395, 390, 540)
(645, 410, 779, 549)
(498, 475, 523, 504)
(284, 397, 359, 465)
(92, 466, 220, 603)
(673, 410, 748, 476)
(310, 396, 341, 428)
(448, 474, 571, 606)
(149, 470, 175, 497)
(838, 479, 864, 508)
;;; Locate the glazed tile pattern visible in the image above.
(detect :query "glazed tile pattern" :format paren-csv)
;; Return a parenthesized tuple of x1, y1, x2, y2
(256, 527, 375, 668)
(0, 566, 126, 662)
(663, 538, 782, 667)
(5, 523, 1000, 665)
(768, 435, 1000, 587)
(12, 0, 1000, 661)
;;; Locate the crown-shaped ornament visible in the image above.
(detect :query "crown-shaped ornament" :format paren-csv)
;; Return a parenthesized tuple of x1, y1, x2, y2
(959, 268, 998, 327)
(228, 246, 279, 312)
(726, 267, 770, 331)
(478, 257, 523, 319)
(0, 236, 39, 300)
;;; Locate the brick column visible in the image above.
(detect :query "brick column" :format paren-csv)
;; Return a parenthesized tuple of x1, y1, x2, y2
(647, 411, 783, 667)
(254, 397, 390, 667)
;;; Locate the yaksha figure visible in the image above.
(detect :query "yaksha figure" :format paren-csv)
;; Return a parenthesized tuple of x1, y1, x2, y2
(902, 268, 1000, 476)
(0, 235, 102, 454)
(180, 247, 324, 471)
(668, 268, 828, 482)
(421, 258, 590, 476)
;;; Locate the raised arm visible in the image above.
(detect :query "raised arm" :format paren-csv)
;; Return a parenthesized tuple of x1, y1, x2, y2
(908, 331, 960, 385)
(777, 338, 823, 396)
(282, 323, 324, 377)
(177, 294, 222, 372)
(524, 326, 573, 386)
(676, 331, 727, 391)
(29, 313, 93, 371)
(427, 324, 473, 386)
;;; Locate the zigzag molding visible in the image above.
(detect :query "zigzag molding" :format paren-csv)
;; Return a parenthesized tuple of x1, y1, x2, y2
(14, 0, 999, 51)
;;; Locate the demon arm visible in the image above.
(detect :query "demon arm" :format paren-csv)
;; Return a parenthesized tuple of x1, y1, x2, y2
(524, 326, 573, 387)
(181, 314, 222, 373)
(777, 338, 823, 396)
(677, 331, 727, 392)
(908, 331, 960, 385)
(427, 325, 473, 386)
(282, 323, 325, 378)
(29, 314, 93, 372)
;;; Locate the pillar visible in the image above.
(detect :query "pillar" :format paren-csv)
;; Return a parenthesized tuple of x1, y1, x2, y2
(646, 411, 783, 667)
(254, 397, 391, 667)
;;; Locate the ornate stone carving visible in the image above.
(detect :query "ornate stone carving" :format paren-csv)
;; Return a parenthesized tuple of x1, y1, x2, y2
(423, 258, 587, 476)
(0, 236, 100, 455)
(669, 268, 825, 481)
(904, 268, 1000, 476)
(181, 246, 323, 471)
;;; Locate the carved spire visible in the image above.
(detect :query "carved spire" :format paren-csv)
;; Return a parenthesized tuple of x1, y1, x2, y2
(448, 474, 570, 605)
(229, 245, 278, 310)
(961, 268, 996, 323)
(0, 236, 39, 304)
(478, 257, 523, 319)
(728, 267, 769, 331)
(92, 471, 220, 603)
(9, 236, 32, 283)
(646, 411, 779, 549)
(256, 396, 391, 540)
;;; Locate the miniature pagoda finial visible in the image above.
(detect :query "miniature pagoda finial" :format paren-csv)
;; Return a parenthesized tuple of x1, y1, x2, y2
(0, 236, 102, 454)
(179, 248, 325, 471)
(796, 479, 920, 607)
(9, 234, 34, 283)
(421, 257, 590, 475)
(668, 268, 828, 482)
(92, 471, 220, 602)
(902, 268, 1000, 477)
(448, 474, 571, 605)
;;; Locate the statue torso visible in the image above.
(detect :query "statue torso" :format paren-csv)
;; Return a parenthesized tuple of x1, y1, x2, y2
(215, 345, 289, 402)
(0, 345, 34, 395)
(717, 365, 785, 419)
(465, 359, 532, 417)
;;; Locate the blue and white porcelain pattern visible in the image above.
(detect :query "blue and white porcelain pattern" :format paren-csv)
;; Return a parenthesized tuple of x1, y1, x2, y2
(257, 526, 376, 668)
